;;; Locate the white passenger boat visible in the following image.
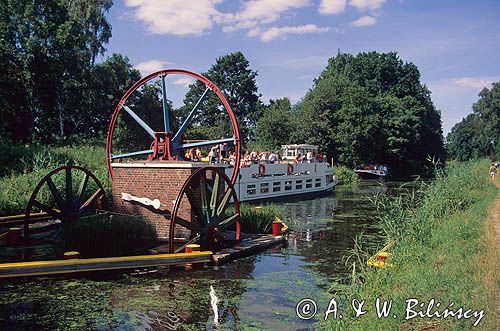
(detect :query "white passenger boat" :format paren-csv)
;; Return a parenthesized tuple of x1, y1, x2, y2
(227, 144, 338, 202)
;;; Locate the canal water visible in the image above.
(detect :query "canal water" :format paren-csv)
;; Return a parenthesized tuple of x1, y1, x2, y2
(0, 182, 405, 330)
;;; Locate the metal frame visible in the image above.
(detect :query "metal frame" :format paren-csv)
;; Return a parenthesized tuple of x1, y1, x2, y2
(168, 167, 240, 253)
(106, 69, 242, 185)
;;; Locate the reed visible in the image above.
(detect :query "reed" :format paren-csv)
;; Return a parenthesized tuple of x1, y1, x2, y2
(237, 203, 283, 234)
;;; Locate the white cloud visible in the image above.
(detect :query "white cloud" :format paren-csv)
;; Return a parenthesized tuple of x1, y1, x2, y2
(350, 15, 377, 27)
(221, 0, 311, 32)
(135, 59, 171, 75)
(172, 77, 195, 88)
(124, 0, 223, 36)
(349, 0, 386, 11)
(255, 24, 330, 42)
(451, 77, 496, 90)
(319, 0, 347, 14)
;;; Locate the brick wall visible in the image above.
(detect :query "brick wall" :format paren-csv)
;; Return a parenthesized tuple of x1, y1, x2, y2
(111, 165, 195, 239)
(110, 164, 226, 240)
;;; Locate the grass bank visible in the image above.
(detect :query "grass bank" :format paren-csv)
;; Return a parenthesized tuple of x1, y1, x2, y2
(326, 160, 498, 330)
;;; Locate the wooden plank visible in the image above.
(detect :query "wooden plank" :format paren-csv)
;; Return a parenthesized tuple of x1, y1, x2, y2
(0, 251, 212, 278)
(212, 235, 285, 266)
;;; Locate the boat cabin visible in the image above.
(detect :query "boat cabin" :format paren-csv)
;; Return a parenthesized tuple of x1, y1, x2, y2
(281, 144, 319, 161)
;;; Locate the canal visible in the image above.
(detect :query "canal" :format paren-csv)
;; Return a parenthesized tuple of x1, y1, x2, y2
(0, 181, 406, 330)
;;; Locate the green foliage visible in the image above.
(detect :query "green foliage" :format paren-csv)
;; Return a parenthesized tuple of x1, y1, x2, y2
(447, 81, 500, 161)
(255, 97, 294, 150)
(65, 213, 158, 258)
(0, 144, 108, 215)
(180, 51, 262, 142)
(238, 203, 283, 234)
(333, 165, 359, 185)
(0, 0, 115, 144)
(326, 159, 498, 330)
(290, 51, 444, 177)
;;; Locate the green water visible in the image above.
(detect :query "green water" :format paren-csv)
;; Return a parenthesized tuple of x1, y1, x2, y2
(0, 181, 410, 330)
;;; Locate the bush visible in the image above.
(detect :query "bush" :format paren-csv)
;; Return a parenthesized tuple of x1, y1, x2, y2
(333, 165, 359, 185)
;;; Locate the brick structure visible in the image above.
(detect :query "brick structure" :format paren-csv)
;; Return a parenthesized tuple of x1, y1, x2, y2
(111, 161, 226, 239)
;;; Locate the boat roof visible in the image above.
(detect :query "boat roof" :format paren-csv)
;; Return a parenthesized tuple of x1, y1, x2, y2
(281, 144, 319, 149)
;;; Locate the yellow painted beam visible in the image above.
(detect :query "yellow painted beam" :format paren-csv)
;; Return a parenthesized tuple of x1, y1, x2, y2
(0, 251, 213, 278)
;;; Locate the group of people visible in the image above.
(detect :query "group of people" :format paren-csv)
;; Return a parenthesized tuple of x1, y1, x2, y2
(184, 144, 325, 167)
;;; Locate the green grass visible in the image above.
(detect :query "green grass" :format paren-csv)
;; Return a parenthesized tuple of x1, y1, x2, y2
(333, 165, 359, 185)
(0, 143, 108, 215)
(324, 159, 498, 330)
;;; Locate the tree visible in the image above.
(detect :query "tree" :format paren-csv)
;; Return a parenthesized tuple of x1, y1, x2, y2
(292, 51, 444, 176)
(255, 98, 293, 150)
(179, 52, 262, 142)
(0, 0, 113, 144)
(447, 82, 500, 160)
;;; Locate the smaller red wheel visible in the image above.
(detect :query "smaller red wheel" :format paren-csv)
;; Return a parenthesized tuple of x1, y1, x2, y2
(168, 167, 240, 253)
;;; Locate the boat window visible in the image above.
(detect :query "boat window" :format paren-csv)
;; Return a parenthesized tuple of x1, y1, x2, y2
(246, 184, 256, 195)
(273, 182, 281, 192)
(326, 175, 333, 183)
(285, 180, 292, 191)
(260, 183, 269, 193)
(315, 178, 322, 187)
(295, 180, 303, 190)
(306, 179, 312, 188)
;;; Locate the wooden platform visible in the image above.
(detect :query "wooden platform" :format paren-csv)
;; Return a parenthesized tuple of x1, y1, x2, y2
(212, 234, 286, 265)
(0, 251, 212, 278)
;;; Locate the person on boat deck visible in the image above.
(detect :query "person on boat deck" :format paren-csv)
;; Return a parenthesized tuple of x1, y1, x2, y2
(243, 151, 251, 166)
(306, 151, 313, 163)
(260, 152, 268, 163)
(317, 153, 324, 162)
(228, 151, 236, 166)
(195, 148, 202, 161)
(209, 145, 219, 163)
(268, 152, 278, 163)
(250, 150, 258, 163)
(219, 142, 228, 160)
(188, 148, 197, 161)
(294, 153, 304, 164)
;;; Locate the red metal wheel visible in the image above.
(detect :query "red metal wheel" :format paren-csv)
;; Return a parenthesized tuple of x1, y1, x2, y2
(106, 69, 241, 185)
(168, 167, 240, 253)
(24, 166, 105, 240)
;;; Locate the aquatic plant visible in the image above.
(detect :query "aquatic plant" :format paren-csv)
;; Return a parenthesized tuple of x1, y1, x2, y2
(237, 203, 284, 234)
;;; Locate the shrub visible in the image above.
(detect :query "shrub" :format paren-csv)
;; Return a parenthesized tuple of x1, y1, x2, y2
(333, 165, 359, 185)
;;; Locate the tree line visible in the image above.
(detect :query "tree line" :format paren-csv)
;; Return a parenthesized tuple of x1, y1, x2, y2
(1, 1, 451, 177)
(447, 83, 500, 161)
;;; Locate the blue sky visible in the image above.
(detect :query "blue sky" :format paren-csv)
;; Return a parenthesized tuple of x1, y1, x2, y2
(103, 0, 500, 135)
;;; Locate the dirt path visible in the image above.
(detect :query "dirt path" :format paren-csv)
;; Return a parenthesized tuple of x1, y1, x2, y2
(485, 179, 499, 327)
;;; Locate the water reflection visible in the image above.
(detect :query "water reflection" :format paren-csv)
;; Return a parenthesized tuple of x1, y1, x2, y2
(0, 181, 409, 330)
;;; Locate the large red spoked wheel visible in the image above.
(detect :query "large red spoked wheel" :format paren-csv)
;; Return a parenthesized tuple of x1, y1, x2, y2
(24, 166, 105, 240)
(106, 69, 241, 185)
(169, 167, 240, 253)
